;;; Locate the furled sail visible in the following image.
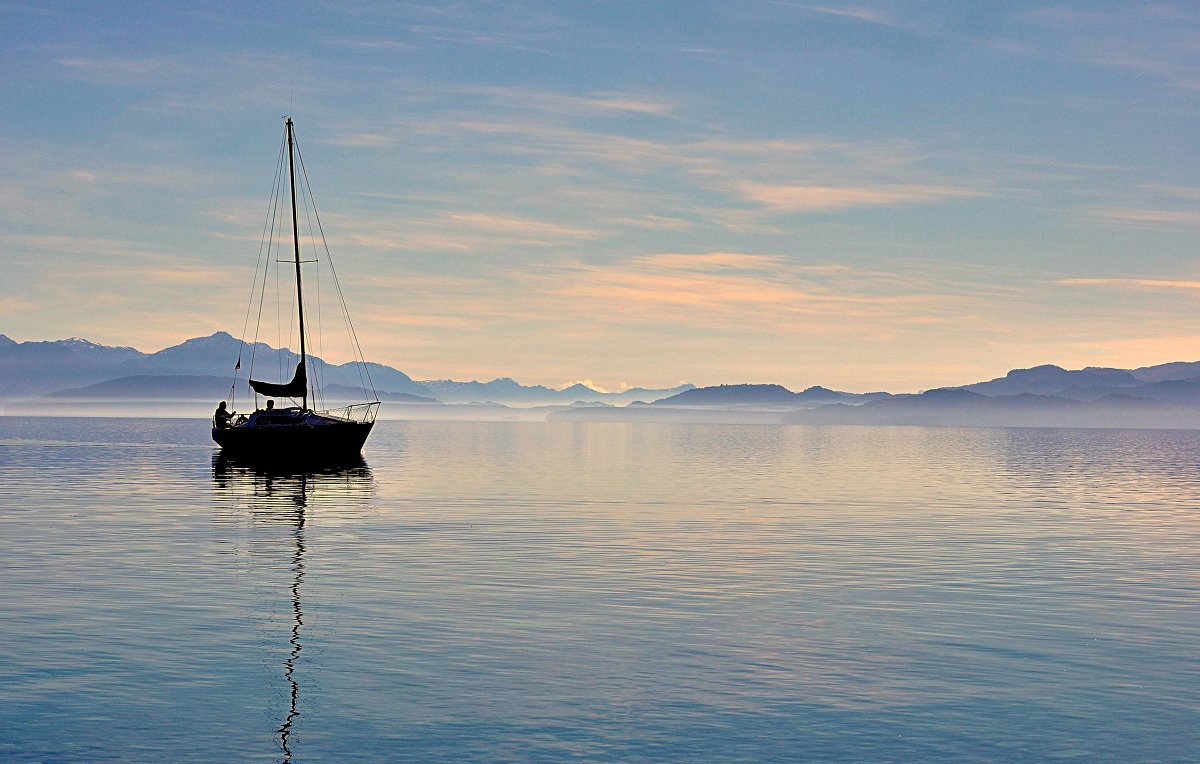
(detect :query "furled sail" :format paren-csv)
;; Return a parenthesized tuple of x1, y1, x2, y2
(250, 360, 307, 398)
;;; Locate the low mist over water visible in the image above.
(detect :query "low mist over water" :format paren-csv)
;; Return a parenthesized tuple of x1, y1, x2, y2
(2, 417, 1198, 761)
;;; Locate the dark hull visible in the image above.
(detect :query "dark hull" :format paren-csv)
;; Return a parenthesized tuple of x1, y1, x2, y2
(212, 420, 374, 463)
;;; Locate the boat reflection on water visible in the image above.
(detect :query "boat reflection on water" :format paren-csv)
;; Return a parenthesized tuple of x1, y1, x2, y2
(211, 453, 374, 763)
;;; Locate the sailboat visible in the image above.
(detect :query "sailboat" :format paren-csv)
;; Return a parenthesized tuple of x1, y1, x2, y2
(212, 118, 380, 461)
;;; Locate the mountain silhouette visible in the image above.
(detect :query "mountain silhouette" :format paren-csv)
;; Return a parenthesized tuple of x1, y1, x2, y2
(6, 330, 1200, 424)
(783, 388, 1200, 428)
(35, 375, 437, 404)
(653, 383, 891, 406)
(0, 332, 692, 407)
(955, 365, 1142, 397)
(417, 376, 693, 405)
(654, 384, 800, 405)
(0, 331, 433, 400)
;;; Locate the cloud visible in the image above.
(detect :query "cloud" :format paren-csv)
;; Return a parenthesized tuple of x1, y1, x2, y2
(738, 181, 980, 211)
(0, 234, 231, 292)
(329, 132, 400, 147)
(556, 378, 608, 393)
(517, 252, 980, 333)
(341, 252, 1071, 391)
(790, 4, 906, 30)
(0, 296, 38, 316)
(329, 208, 603, 254)
(330, 112, 989, 238)
(608, 214, 693, 231)
(1064, 334, 1200, 364)
(466, 86, 677, 117)
(323, 37, 421, 52)
(1088, 208, 1200, 227)
(1018, 4, 1200, 90)
(55, 55, 175, 83)
(442, 212, 601, 242)
(1058, 278, 1200, 291)
(329, 252, 1007, 362)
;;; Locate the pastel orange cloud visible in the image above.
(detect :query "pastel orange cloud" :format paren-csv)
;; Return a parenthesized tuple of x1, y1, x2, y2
(442, 212, 601, 241)
(738, 181, 979, 211)
(540, 252, 964, 331)
(1059, 277, 1200, 290)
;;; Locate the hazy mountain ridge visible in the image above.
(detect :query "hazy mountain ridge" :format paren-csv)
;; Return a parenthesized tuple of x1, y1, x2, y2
(0, 331, 432, 400)
(653, 383, 891, 407)
(781, 388, 1200, 429)
(646, 364, 1200, 409)
(417, 377, 695, 405)
(958, 364, 1142, 396)
(0, 332, 691, 408)
(556, 364, 1200, 428)
(8, 331, 1200, 427)
(29, 375, 436, 405)
(1132, 360, 1200, 383)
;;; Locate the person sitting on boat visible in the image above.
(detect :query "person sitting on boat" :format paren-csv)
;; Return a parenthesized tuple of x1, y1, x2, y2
(213, 401, 234, 429)
(265, 400, 275, 411)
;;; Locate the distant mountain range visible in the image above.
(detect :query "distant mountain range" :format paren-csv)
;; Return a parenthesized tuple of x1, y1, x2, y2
(643, 364, 1200, 408)
(37, 375, 437, 404)
(782, 388, 1200, 429)
(8, 330, 1200, 427)
(0, 332, 692, 409)
(653, 383, 890, 407)
(551, 363, 1200, 428)
(418, 377, 695, 405)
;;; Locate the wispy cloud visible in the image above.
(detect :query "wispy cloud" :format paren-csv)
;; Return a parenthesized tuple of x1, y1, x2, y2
(55, 55, 177, 83)
(330, 132, 400, 147)
(738, 181, 980, 211)
(464, 86, 678, 117)
(1059, 277, 1200, 290)
(1018, 4, 1200, 90)
(329, 113, 993, 236)
(323, 36, 421, 52)
(342, 252, 1007, 341)
(506, 252, 990, 334)
(1086, 205, 1200, 226)
(0, 295, 38, 315)
(788, 3, 907, 30)
(442, 212, 601, 241)
(332, 208, 604, 254)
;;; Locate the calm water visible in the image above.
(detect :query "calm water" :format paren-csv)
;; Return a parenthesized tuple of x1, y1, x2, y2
(1, 417, 1198, 762)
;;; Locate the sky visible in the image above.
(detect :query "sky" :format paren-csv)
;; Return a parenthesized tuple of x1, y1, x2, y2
(2, 1, 1200, 392)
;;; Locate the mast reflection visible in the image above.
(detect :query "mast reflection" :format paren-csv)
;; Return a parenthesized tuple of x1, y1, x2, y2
(212, 453, 374, 763)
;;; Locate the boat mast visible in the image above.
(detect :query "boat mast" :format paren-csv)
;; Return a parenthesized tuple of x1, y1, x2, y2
(286, 117, 308, 411)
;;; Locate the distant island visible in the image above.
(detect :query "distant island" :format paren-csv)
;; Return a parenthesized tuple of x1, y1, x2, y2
(5, 331, 1200, 428)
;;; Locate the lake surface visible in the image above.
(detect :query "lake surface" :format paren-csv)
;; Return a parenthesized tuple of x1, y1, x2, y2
(1, 417, 1198, 762)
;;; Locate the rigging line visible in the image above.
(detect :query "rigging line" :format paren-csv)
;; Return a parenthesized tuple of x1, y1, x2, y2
(314, 260, 324, 411)
(294, 142, 379, 401)
(298, 183, 323, 398)
(285, 200, 298, 382)
(249, 133, 290, 403)
(239, 133, 288, 405)
(298, 163, 325, 409)
(286, 264, 297, 396)
(276, 218, 283, 384)
(293, 134, 373, 399)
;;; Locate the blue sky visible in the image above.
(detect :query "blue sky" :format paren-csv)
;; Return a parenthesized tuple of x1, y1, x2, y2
(3, 1, 1199, 391)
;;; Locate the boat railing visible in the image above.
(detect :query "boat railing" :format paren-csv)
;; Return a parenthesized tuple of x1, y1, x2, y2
(325, 401, 381, 424)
